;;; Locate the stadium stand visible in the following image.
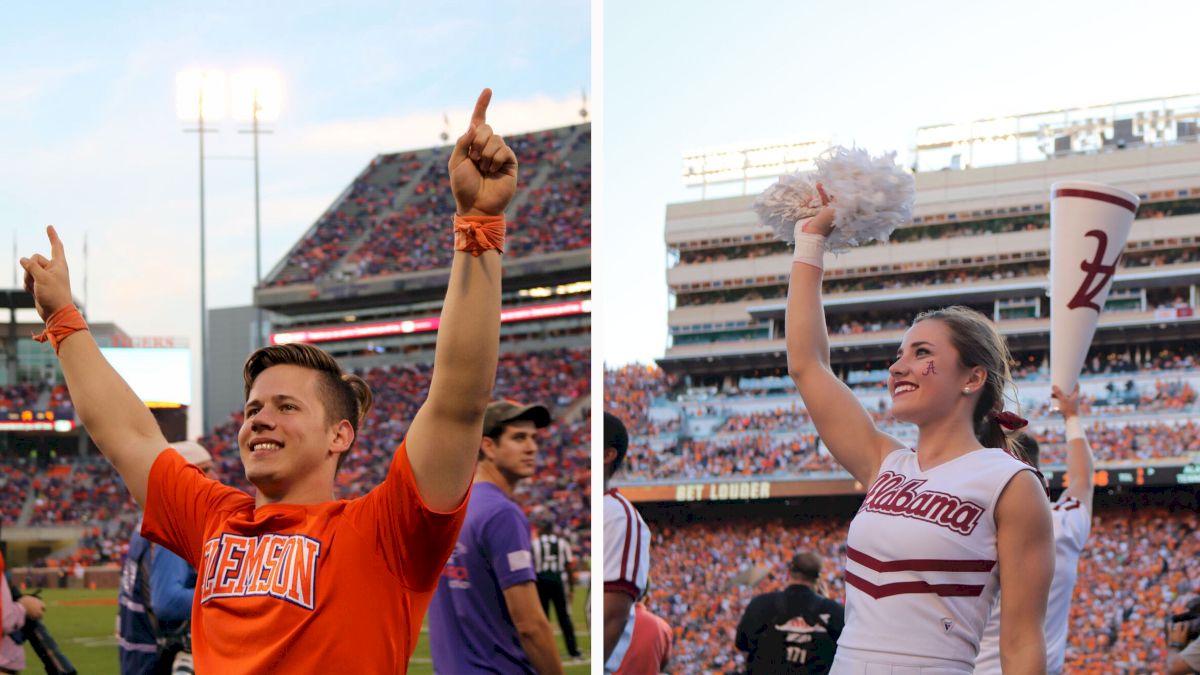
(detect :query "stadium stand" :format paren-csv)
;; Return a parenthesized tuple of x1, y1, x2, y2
(0, 384, 41, 413)
(640, 496, 1199, 673)
(267, 124, 590, 285)
(606, 351, 1200, 482)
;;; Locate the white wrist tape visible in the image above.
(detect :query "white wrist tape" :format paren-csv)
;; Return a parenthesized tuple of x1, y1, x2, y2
(1064, 415, 1086, 442)
(793, 228, 827, 270)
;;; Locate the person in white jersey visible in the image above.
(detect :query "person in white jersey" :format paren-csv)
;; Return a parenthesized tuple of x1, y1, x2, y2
(785, 190, 1054, 674)
(975, 384, 1094, 674)
(602, 412, 651, 673)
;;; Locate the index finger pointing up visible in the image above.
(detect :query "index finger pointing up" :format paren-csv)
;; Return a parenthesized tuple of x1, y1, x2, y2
(471, 88, 493, 127)
(47, 225, 65, 261)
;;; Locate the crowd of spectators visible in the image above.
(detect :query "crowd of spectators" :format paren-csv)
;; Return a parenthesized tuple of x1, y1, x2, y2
(269, 125, 590, 286)
(677, 240, 791, 265)
(645, 503, 1199, 673)
(0, 384, 41, 414)
(0, 382, 72, 419)
(606, 352, 1200, 482)
(1035, 420, 1200, 465)
(673, 193, 1200, 270)
(604, 364, 676, 438)
(1124, 246, 1200, 269)
(890, 215, 1047, 243)
(673, 246, 1200, 308)
(344, 158, 465, 277)
(718, 408, 811, 433)
(617, 414, 1197, 482)
(647, 515, 847, 673)
(26, 457, 132, 528)
(1023, 379, 1196, 419)
(270, 165, 408, 285)
(0, 459, 34, 524)
(620, 434, 823, 481)
(830, 315, 909, 336)
(1076, 346, 1199, 378)
(0, 381, 72, 417)
(509, 162, 590, 257)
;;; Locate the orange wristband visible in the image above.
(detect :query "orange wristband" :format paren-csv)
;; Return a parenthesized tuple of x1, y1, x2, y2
(33, 305, 89, 354)
(453, 214, 506, 256)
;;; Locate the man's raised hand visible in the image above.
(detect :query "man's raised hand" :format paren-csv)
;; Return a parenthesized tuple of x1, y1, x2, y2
(20, 226, 74, 322)
(449, 88, 518, 217)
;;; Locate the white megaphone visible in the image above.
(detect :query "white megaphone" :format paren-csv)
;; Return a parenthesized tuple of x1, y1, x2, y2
(1049, 181, 1140, 394)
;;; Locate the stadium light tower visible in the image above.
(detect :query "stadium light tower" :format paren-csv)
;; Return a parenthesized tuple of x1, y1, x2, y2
(232, 68, 282, 350)
(176, 68, 227, 434)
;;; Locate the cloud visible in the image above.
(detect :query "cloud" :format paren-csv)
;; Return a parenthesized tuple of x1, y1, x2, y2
(297, 92, 589, 154)
(0, 61, 96, 106)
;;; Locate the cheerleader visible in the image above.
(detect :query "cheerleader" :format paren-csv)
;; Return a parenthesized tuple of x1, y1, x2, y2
(784, 188, 1053, 674)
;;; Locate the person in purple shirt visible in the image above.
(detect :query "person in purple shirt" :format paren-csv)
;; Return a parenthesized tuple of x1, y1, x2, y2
(428, 400, 565, 674)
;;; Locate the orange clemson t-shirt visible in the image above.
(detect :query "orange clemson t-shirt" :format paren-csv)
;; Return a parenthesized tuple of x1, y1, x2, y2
(141, 440, 469, 674)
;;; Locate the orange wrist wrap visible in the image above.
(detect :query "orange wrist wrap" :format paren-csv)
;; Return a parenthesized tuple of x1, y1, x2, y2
(454, 214, 506, 256)
(33, 305, 89, 354)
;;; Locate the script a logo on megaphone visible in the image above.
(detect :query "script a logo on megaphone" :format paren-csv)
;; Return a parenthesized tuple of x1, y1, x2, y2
(1066, 230, 1118, 313)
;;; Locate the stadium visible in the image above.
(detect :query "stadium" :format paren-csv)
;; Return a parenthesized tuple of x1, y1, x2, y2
(606, 95, 1200, 673)
(1, 121, 591, 671)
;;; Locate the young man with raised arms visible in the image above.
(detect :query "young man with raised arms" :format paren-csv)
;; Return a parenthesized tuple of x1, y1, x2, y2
(21, 87, 515, 673)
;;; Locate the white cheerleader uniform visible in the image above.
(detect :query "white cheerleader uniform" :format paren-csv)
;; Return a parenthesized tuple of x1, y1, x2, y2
(831, 447, 1036, 674)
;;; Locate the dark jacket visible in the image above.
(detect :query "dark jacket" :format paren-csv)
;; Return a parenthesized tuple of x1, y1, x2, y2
(735, 583, 844, 674)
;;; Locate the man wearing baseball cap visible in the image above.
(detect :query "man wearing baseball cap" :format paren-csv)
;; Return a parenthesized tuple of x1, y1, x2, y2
(428, 400, 565, 674)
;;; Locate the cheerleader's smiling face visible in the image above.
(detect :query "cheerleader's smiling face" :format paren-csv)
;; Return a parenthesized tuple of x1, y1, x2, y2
(889, 319, 986, 426)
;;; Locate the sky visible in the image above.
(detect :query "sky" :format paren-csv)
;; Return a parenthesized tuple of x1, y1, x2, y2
(600, 0, 1200, 367)
(0, 1, 588, 428)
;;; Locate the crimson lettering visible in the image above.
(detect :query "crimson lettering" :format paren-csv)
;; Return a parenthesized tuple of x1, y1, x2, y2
(859, 471, 986, 536)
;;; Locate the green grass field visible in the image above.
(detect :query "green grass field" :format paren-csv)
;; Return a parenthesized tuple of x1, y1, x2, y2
(22, 588, 120, 674)
(24, 587, 590, 674)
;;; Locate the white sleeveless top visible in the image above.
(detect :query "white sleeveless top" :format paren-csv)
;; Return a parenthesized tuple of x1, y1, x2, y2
(974, 493, 1090, 674)
(833, 447, 1034, 672)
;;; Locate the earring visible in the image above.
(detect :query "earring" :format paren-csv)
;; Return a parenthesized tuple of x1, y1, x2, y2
(962, 388, 971, 394)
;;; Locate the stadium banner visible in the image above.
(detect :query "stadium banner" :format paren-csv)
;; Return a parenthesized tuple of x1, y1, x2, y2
(619, 477, 866, 503)
(1044, 463, 1200, 488)
(618, 463, 1200, 503)
(0, 418, 75, 433)
(271, 299, 591, 345)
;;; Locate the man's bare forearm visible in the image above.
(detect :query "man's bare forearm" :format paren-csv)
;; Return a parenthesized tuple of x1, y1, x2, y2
(426, 250, 501, 421)
(57, 331, 167, 505)
(406, 249, 501, 509)
(517, 617, 565, 675)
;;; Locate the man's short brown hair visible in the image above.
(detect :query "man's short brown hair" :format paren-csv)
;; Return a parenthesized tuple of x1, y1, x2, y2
(243, 343, 374, 468)
(790, 551, 822, 581)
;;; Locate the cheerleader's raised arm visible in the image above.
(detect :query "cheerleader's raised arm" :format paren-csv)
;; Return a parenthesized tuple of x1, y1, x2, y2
(782, 186, 904, 488)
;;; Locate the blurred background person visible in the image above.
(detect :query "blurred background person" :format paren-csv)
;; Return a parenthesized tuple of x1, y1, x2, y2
(118, 441, 213, 675)
(736, 552, 843, 674)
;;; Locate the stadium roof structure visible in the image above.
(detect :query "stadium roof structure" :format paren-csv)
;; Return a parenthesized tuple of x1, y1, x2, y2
(0, 289, 37, 312)
(659, 138, 1200, 379)
(256, 249, 589, 316)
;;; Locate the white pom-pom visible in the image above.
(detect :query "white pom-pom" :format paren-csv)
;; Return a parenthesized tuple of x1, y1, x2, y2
(752, 173, 823, 244)
(753, 146, 915, 252)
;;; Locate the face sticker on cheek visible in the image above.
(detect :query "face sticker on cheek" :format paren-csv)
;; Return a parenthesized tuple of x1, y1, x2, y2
(922, 360, 937, 376)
